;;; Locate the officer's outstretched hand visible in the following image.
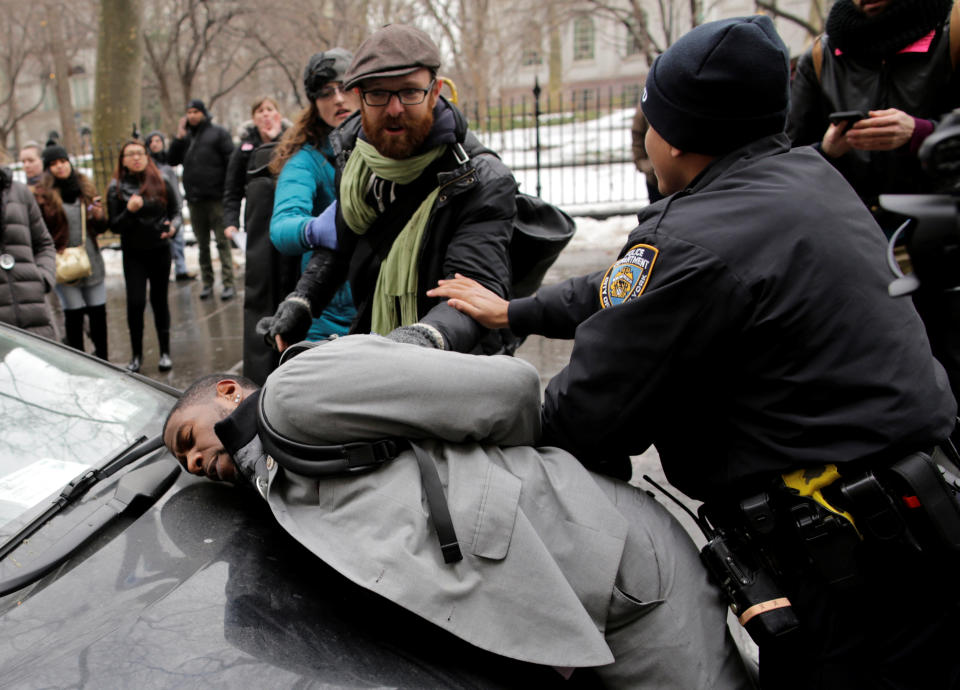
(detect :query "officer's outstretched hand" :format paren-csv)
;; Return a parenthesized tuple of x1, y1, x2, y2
(427, 273, 510, 330)
(256, 294, 312, 353)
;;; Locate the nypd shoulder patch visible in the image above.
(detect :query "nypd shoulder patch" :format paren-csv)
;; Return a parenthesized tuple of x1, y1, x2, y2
(599, 244, 659, 308)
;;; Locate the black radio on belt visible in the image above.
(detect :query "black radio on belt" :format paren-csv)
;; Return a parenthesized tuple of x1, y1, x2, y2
(698, 506, 800, 646)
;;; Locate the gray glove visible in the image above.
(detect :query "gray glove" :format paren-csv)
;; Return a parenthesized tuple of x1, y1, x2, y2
(385, 323, 446, 349)
(256, 294, 313, 350)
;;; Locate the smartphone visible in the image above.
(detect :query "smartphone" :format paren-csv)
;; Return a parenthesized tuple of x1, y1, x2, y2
(828, 110, 868, 134)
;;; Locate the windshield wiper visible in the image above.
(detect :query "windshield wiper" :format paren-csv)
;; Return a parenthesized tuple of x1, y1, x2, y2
(0, 456, 178, 597)
(0, 434, 163, 563)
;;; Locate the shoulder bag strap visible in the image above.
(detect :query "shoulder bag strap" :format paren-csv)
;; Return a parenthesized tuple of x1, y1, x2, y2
(950, 0, 960, 68)
(813, 35, 824, 82)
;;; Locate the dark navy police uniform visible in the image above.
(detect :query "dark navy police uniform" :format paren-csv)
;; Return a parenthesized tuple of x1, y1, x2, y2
(509, 133, 959, 689)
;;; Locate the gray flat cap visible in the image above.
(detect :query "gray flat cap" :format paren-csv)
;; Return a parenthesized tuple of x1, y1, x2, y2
(343, 24, 441, 90)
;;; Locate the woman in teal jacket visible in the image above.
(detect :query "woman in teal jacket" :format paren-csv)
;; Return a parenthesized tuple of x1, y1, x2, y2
(269, 48, 358, 343)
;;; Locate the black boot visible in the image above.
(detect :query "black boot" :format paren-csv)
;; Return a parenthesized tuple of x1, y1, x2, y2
(86, 304, 108, 360)
(63, 308, 85, 352)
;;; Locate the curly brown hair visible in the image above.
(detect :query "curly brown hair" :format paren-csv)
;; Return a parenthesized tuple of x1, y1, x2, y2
(269, 101, 333, 176)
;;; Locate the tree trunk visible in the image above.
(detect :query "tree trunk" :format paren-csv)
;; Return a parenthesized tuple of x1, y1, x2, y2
(93, 0, 143, 193)
(45, 3, 81, 155)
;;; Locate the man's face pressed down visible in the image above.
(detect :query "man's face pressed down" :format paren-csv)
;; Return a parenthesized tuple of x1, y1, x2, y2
(360, 68, 439, 159)
(164, 401, 239, 483)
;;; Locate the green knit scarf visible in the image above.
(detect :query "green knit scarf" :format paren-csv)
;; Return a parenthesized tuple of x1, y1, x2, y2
(340, 139, 446, 334)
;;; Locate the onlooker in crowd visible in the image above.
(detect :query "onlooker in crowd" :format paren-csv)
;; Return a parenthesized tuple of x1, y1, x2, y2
(107, 139, 180, 373)
(146, 131, 193, 282)
(18, 142, 44, 189)
(34, 145, 109, 359)
(430, 16, 958, 688)
(221, 96, 296, 385)
(788, 0, 960, 403)
(630, 108, 662, 204)
(262, 49, 360, 382)
(0, 158, 57, 339)
(257, 25, 516, 355)
(163, 335, 750, 688)
(168, 99, 235, 300)
(787, 0, 960, 233)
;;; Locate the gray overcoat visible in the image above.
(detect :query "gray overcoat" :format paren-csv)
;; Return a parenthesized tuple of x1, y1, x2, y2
(236, 335, 748, 688)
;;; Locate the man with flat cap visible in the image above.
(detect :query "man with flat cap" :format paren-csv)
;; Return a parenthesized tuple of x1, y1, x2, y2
(430, 15, 959, 688)
(257, 24, 517, 353)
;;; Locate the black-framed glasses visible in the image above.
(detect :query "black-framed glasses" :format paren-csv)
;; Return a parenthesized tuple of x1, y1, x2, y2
(316, 83, 348, 100)
(360, 80, 435, 107)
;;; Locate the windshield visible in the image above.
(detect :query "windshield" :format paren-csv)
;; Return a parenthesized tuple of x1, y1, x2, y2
(0, 327, 175, 534)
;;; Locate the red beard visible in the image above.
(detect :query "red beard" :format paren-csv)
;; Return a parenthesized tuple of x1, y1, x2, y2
(362, 106, 435, 159)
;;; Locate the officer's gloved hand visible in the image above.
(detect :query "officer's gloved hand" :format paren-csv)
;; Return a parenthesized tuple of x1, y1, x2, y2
(256, 294, 312, 351)
(302, 201, 338, 250)
(385, 323, 447, 349)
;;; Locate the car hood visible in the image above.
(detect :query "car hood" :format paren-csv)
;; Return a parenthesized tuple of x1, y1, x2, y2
(0, 469, 565, 688)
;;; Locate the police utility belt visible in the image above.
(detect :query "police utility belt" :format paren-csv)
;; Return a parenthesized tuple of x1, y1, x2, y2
(693, 445, 960, 647)
(256, 392, 463, 565)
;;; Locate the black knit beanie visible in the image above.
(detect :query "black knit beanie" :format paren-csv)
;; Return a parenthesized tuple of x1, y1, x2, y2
(186, 99, 208, 117)
(42, 144, 70, 170)
(641, 15, 790, 155)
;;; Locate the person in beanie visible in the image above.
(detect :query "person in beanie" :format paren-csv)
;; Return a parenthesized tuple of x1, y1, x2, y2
(257, 25, 516, 355)
(430, 15, 958, 688)
(247, 50, 361, 385)
(34, 145, 109, 359)
(146, 131, 193, 281)
(168, 98, 235, 300)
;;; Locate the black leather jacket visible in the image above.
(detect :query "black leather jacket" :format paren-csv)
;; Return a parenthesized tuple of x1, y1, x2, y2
(787, 5, 959, 207)
(296, 98, 517, 353)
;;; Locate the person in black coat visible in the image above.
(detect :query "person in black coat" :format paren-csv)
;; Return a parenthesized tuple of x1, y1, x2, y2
(221, 97, 298, 385)
(168, 99, 236, 300)
(107, 139, 180, 373)
(147, 130, 192, 281)
(430, 16, 959, 689)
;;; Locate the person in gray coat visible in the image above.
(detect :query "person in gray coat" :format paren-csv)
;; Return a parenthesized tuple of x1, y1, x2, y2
(163, 334, 750, 688)
(0, 165, 57, 339)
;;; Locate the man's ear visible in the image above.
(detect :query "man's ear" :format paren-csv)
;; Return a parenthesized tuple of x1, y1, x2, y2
(214, 379, 242, 404)
(670, 145, 684, 159)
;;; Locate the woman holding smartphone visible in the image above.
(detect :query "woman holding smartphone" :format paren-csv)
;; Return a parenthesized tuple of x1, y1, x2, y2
(34, 145, 109, 359)
(107, 139, 180, 373)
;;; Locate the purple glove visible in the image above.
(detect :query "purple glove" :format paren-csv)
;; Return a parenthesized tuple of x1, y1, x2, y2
(302, 201, 339, 250)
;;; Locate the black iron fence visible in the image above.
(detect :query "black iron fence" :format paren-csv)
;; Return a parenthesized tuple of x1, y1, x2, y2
(461, 83, 648, 217)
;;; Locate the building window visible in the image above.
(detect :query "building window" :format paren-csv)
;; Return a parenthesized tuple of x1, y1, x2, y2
(521, 47, 543, 66)
(573, 17, 595, 61)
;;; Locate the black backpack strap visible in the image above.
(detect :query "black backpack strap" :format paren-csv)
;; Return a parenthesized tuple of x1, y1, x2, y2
(256, 393, 463, 563)
(409, 441, 463, 563)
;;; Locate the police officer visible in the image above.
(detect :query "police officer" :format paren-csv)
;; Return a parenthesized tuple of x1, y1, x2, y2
(430, 16, 959, 689)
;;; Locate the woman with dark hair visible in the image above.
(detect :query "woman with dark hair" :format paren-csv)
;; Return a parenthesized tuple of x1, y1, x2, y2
(263, 49, 359, 369)
(107, 139, 180, 373)
(222, 96, 296, 385)
(34, 145, 109, 358)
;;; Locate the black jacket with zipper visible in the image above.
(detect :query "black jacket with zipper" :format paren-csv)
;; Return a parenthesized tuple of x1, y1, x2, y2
(295, 98, 517, 354)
